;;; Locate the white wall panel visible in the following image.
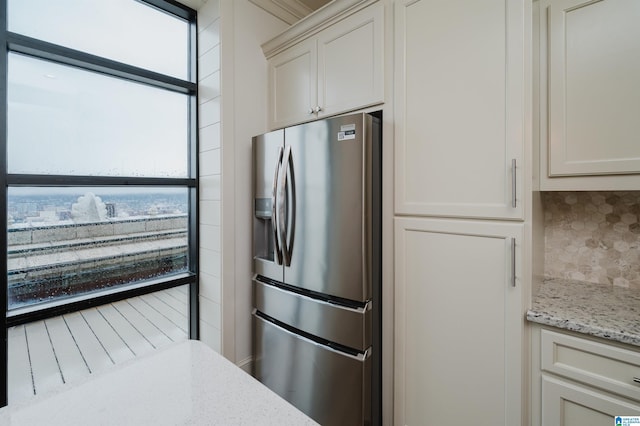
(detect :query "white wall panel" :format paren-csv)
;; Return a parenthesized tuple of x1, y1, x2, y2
(198, 0, 222, 353)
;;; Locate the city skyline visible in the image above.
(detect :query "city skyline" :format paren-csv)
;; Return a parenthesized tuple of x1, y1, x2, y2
(8, 189, 188, 227)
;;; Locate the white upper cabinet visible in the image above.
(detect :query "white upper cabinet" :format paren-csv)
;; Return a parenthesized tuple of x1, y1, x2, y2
(267, 38, 317, 130)
(395, 0, 526, 220)
(316, 4, 384, 120)
(538, 0, 640, 190)
(264, 1, 384, 129)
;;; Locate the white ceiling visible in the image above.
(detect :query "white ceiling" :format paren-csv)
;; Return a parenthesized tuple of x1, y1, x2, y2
(174, 0, 206, 11)
(175, 0, 332, 24)
(248, 0, 333, 24)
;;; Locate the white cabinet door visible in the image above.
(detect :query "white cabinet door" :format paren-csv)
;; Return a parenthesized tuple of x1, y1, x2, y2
(317, 2, 384, 118)
(266, 2, 384, 129)
(542, 376, 640, 426)
(394, 217, 523, 426)
(546, 0, 640, 177)
(395, 0, 525, 220)
(268, 38, 317, 129)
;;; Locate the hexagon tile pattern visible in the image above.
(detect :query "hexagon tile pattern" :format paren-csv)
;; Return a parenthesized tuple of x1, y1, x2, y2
(544, 191, 640, 289)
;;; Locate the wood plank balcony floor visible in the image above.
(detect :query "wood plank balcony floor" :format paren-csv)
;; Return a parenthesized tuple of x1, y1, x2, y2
(7, 286, 189, 405)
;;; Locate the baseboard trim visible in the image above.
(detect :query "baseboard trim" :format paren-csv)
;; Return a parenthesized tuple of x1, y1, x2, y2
(237, 356, 253, 374)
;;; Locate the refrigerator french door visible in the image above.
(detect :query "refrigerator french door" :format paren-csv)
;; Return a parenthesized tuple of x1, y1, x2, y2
(252, 112, 381, 426)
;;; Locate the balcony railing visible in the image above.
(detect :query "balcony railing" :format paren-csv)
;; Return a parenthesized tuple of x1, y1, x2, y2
(7, 215, 188, 310)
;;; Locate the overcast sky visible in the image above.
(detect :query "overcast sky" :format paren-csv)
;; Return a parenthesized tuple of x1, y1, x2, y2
(7, 0, 190, 179)
(8, 0, 188, 79)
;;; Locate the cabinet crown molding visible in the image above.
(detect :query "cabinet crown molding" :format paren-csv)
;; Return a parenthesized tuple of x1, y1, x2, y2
(249, 0, 314, 25)
(261, 0, 378, 58)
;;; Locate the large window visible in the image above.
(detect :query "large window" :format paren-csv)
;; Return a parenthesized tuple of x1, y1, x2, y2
(1, 0, 198, 406)
(7, 187, 189, 310)
(7, 53, 189, 177)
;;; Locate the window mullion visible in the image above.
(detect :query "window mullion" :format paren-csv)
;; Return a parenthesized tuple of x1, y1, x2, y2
(7, 32, 196, 95)
(7, 174, 196, 188)
(0, 0, 9, 409)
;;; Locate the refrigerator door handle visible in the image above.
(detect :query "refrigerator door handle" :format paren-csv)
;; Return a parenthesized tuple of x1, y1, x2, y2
(278, 145, 296, 266)
(272, 146, 284, 265)
(284, 146, 296, 266)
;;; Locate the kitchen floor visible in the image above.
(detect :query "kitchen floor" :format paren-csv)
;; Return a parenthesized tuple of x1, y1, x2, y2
(7, 286, 189, 405)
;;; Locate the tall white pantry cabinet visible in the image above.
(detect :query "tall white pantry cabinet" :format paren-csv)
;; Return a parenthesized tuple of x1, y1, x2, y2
(393, 0, 530, 425)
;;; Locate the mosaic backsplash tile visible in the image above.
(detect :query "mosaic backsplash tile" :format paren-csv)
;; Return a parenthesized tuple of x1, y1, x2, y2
(544, 191, 640, 289)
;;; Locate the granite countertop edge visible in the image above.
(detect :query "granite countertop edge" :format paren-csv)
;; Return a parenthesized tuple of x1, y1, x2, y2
(527, 278, 640, 348)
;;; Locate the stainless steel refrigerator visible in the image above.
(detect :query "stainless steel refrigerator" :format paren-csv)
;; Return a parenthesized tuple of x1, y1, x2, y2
(252, 112, 382, 425)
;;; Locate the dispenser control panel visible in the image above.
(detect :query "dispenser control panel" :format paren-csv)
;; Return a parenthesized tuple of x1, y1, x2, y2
(255, 198, 272, 219)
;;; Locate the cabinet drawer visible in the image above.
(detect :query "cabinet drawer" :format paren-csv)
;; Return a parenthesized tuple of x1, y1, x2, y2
(541, 329, 640, 401)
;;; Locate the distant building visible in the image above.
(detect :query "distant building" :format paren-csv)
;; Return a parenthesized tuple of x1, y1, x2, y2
(71, 192, 107, 223)
(59, 210, 72, 221)
(38, 211, 58, 222)
(105, 203, 116, 218)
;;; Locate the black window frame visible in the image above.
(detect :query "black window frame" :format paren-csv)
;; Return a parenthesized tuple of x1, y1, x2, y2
(0, 0, 199, 407)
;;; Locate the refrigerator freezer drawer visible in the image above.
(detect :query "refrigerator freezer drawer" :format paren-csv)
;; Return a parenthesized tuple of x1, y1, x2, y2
(254, 278, 371, 351)
(253, 313, 371, 426)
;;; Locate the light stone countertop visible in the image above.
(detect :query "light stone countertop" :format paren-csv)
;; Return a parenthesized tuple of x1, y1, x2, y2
(527, 278, 640, 347)
(0, 340, 318, 426)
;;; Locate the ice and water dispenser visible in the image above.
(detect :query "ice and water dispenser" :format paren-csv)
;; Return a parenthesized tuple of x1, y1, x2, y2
(254, 197, 274, 261)
(252, 130, 283, 279)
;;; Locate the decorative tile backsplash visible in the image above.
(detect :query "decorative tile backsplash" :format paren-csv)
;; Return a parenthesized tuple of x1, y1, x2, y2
(544, 191, 640, 289)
